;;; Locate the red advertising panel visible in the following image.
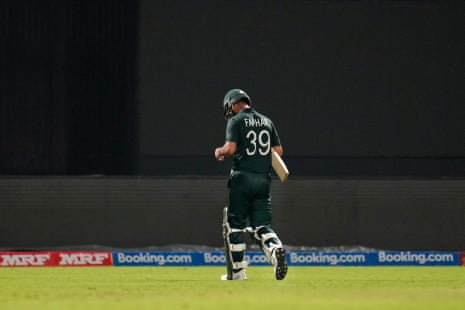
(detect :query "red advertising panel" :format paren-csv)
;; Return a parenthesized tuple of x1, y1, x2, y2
(460, 252, 465, 266)
(54, 252, 112, 266)
(0, 252, 112, 267)
(0, 252, 52, 267)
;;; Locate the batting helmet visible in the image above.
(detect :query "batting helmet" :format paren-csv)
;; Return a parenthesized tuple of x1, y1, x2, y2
(223, 89, 251, 119)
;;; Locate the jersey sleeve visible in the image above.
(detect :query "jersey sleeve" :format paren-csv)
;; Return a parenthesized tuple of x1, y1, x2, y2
(225, 118, 239, 142)
(270, 121, 281, 147)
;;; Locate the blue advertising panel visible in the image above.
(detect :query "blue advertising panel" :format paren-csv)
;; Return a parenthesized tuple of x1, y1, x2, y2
(375, 251, 458, 266)
(112, 252, 200, 266)
(112, 251, 460, 267)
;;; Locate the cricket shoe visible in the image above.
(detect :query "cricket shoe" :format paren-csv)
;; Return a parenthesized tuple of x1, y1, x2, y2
(272, 247, 288, 280)
(220, 269, 247, 281)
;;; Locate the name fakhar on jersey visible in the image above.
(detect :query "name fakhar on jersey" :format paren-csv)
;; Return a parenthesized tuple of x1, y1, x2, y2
(244, 118, 269, 127)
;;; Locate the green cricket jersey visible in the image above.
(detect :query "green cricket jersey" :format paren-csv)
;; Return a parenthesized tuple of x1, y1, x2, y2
(225, 108, 281, 174)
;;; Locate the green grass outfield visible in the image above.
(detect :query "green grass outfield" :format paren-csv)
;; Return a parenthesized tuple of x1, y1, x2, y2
(1, 266, 465, 309)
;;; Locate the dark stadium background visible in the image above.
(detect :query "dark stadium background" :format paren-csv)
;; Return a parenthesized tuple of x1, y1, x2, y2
(1, 0, 464, 251)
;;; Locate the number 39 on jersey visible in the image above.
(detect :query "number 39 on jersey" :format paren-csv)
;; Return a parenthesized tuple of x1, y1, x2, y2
(246, 129, 270, 156)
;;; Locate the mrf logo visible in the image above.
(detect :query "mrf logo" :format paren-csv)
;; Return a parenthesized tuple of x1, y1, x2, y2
(59, 252, 111, 266)
(0, 251, 112, 267)
(0, 253, 51, 266)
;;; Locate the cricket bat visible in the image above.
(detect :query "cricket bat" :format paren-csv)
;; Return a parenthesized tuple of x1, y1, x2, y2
(271, 150, 289, 182)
